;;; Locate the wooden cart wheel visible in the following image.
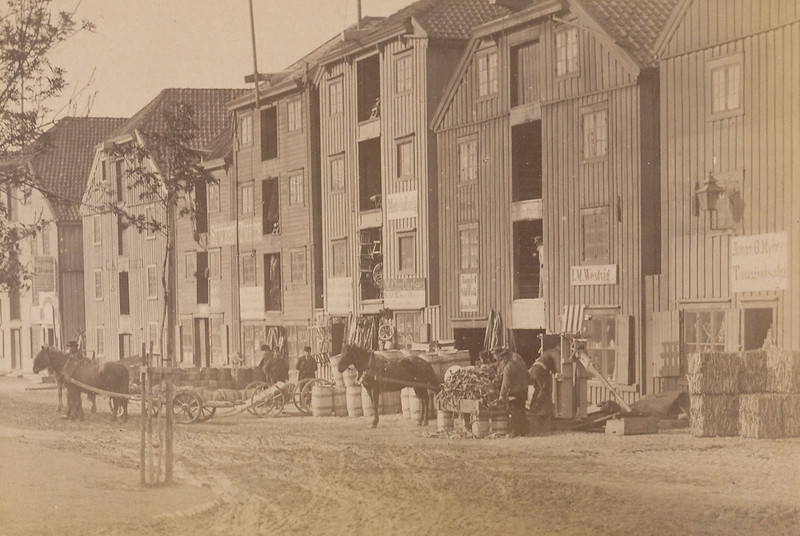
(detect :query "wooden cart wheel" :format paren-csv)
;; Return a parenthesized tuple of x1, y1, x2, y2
(244, 381, 269, 415)
(251, 386, 285, 417)
(378, 323, 394, 342)
(197, 405, 216, 422)
(296, 378, 332, 415)
(172, 391, 203, 424)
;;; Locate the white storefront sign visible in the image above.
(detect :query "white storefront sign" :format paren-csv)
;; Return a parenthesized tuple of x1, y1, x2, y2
(570, 264, 617, 286)
(240, 286, 264, 320)
(208, 220, 262, 247)
(384, 277, 426, 309)
(731, 232, 789, 292)
(327, 277, 353, 314)
(386, 190, 417, 220)
(459, 273, 478, 313)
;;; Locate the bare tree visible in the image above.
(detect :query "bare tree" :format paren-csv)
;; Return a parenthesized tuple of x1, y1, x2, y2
(0, 0, 93, 291)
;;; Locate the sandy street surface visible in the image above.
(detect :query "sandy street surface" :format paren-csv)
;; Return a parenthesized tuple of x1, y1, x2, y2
(0, 375, 798, 536)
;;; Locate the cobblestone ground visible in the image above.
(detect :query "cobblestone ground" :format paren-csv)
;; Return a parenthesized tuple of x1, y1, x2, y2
(1, 375, 799, 536)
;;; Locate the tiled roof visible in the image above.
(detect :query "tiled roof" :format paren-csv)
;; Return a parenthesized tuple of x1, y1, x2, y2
(320, 0, 510, 62)
(579, 0, 682, 67)
(203, 125, 232, 163)
(27, 117, 127, 221)
(113, 88, 248, 150)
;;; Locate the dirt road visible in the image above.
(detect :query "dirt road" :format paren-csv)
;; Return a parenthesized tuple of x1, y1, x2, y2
(1, 375, 798, 535)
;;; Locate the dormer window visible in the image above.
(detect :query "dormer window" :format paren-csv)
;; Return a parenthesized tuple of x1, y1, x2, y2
(555, 28, 579, 77)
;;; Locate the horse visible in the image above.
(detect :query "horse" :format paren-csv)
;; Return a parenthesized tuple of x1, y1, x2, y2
(337, 344, 441, 428)
(32, 346, 97, 415)
(33, 347, 129, 421)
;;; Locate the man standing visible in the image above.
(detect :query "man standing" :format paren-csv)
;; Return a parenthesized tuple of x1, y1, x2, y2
(265, 351, 289, 385)
(296, 346, 316, 381)
(494, 346, 529, 437)
(529, 347, 560, 417)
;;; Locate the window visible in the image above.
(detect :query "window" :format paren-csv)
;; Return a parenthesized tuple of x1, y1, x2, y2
(93, 215, 102, 245)
(513, 220, 542, 299)
(709, 55, 742, 116)
(241, 252, 257, 286)
(185, 252, 196, 280)
(146, 265, 158, 299)
(358, 138, 382, 211)
(115, 159, 124, 202)
(331, 239, 348, 277)
(459, 226, 479, 271)
(476, 50, 498, 97)
(357, 55, 380, 122)
(555, 28, 579, 77)
(581, 206, 610, 264)
(457, 137, 477, 183)
(240, 183, 254, 214)
(264, 253, 282, 311)
(208, 248, 221, 279)
(287, 98, 302, 132)
(119, 271, 130, 315)
(195, 253, 208, 304)
(40, 225, 50, 256)
(239, 114, 253, 146)
(396, 139, 413, 180)
(683, 310, 726, 353)
(96, 326, 104, 357)
(262, 178, 280, 234)
(512, 121, 543, 201)
(395, 54, 412, 93)
(94, 270, 103, 300)
(290, 248, 306, 283)
(398, 232, 416, 274)
(510, 40, 542, 107)
(9, 289, 20, 320)
(289, 171, 304, 206)
(583, 314, 616, 380)
(260, 107, 278, 160)
(117, 215, 126, 256)
(207, 181, 220, 213)
(329, 79, 343, 115)
(145, 205, 155, 238)
(582, 108, 607, 160)
(195, 180, 208, 235)
(359, 227, 382, 300)
(395, 311, 422, 348)
(330, 155, 345, 192)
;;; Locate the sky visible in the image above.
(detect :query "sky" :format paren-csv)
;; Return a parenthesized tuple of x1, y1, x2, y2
(48, 0, 415, 119)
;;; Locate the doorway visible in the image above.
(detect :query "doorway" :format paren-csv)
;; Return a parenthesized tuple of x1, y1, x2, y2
(10, 328, 21, 370)
(194, 318, 210, 368)
(743, 307, 774, 350)
(454, 328, 485, 366)
(512, 329, 546, 367)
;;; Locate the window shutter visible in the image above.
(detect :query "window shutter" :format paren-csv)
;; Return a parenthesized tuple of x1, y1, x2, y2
(615, 314, 633, 385)
(724, 308, 741, 352)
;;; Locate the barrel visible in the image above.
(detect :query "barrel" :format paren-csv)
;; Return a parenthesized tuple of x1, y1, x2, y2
(401, 388, 412, 419)
(409, 392, 423, 423)
(437, 410, 454, 432)
(345, 386, 363, 417)
(332, 386, 348, 417)
(472, 416, 490, 438)
(491, 415, 509, 435)
(380, 390, 401, 415)
(361, 387, 375, 417)
(311, 385, 334, 417)
(342, 368, 358, 387)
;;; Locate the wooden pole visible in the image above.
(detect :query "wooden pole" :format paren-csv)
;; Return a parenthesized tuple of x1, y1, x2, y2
(139, 341, 146, 486)
(164, 377, 173, 483)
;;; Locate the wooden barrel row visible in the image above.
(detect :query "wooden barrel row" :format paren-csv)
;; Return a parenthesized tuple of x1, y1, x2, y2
(311, 385, 403, 417)
(435, 411, 510, 438)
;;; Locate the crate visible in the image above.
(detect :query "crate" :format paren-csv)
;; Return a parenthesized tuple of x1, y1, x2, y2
(605, 417, 658, 436)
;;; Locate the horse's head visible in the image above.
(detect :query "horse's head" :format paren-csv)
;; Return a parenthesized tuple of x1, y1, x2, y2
(32, 347, 52, 374)
(337, 344, 368, 373)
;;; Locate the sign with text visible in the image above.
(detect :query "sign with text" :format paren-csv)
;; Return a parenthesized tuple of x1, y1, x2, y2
(207, 220, 262, 247)
(386, 190, 417, 220)
(327, 277, 353, 314)
(239, 286, 264, 320)
(459, 273, 478, 313)
(570, 264, 617, 286)
(731, 232, 789, 292)
(34, 256, 56, 293)
(384, 277, 426, 309)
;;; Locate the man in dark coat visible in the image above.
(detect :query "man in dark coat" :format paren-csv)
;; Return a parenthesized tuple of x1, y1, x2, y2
(528, 347, 560, 417)
(495, 347, 529, 437)
(265, 352, 289, 385)
(296, 346, 316, 381)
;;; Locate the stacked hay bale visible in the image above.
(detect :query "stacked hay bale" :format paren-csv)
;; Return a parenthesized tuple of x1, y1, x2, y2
(687, 352, 741, 437)
(689, 348, 800, 439)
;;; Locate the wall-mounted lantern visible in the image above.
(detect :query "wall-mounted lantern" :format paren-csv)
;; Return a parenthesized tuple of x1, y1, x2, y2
(695, 170, 725, 212)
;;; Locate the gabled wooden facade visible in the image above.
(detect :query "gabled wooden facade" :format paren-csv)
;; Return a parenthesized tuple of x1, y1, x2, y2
(316, 0, 508, 350)
(433, 0, 677, 396)
(646, 0, 800, 392)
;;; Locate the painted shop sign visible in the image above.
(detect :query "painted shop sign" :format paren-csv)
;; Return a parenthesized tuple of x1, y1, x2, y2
(386, 190, 417, 220)
(570, 264, 617, 286)
(459, 273, 478, 312)
(207, 220, 262, 247)
(239, 286, 265, 320)
(327, 277, 353, 314)
(384, 277, 426, 309)
(731, 232, 789, 292)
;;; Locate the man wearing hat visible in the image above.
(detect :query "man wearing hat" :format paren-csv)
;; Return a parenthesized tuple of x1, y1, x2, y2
(494, 346, 529, 437)
(296, 346, 317, 382)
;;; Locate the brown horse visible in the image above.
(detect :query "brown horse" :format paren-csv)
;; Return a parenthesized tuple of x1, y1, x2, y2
(337, 344, 441, 428)
(31, 346, 96, 414)
(33, 347, 129, 421)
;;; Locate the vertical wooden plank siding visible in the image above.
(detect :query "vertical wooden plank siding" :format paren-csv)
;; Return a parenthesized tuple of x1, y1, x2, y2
(659, 3, 799, 350)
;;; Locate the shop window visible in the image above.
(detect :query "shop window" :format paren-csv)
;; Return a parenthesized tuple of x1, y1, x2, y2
(357, 55, 380, 122)
(584, 314, 616, 380)
(395, 311, 422, 348)
(358, 138, 381, 211)
(264, 253, 282, 311)
(512, 121, 542, 201)
(262, 178, 280, 234)
(683, 310, 726, 354)
(581, 206, 609, 264)
(359, 227, 383, 300)
(331, 239, 348, 277)
(513, 220, 541, 299)
(555, 27, 579, 77)
(260, 106, 278, 161)
(743, 308, 773, 350)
